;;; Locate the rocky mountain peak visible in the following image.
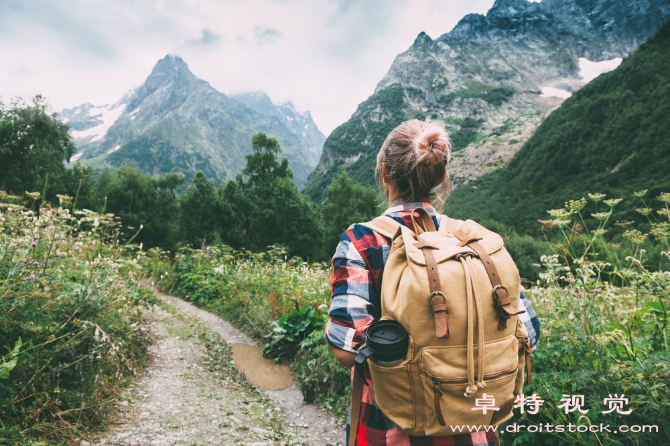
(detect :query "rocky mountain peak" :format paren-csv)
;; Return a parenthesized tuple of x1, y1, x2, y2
(412, 31, 433, 48)
(124, 54, 201, 114)
(145, 54, 196, 86)
(488, 0, 534, 16)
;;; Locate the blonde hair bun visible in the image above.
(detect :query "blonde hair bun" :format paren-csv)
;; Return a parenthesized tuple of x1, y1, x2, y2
(375, 119, 452, 212)
(414, 127, 450, 164)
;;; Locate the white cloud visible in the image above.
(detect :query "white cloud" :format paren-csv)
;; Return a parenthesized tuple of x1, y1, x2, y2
(0, 0, 498, 135)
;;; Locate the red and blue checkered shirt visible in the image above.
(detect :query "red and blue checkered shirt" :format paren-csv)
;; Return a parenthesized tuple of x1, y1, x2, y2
(326, 201, 540, 446)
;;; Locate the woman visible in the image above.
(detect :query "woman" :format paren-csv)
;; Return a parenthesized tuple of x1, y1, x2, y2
(325, 119, 540, 446)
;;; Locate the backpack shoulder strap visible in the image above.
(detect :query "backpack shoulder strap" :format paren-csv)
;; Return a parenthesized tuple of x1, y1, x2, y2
(359, 216, 402, 239)
(439, 215, 462, 233)
(348, 368, 365, 446)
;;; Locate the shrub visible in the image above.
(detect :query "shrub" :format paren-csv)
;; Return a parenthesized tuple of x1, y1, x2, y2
(0, 192, 155, 442)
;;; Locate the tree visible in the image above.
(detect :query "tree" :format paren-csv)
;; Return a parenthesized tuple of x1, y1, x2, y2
(322, 171, 380, 256)
(0, 96, 75, 195)
(226, 132, 325, 260)
(179, 171, 220, 248)
(98, 164, 184, 250)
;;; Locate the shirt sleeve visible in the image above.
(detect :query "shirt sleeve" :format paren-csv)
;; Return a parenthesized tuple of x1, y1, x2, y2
(325, 227, 377, 352)
(518, 292, 540, 351)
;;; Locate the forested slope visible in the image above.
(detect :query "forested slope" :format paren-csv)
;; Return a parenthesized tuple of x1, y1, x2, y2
(447, 21, 670, 235)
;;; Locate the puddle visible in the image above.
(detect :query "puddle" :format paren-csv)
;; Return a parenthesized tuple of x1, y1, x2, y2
(231, 344, 294, 391)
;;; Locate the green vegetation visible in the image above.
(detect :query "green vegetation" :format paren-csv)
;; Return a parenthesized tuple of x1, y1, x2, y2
(303, 84, 410, 202)
(438, 79, 515, 107)
(443, 117, 486, 151)
(0, 96, 94, 207)
(142, 198, 670, 444)
(144, 245, 352, 416)
(449, 128, 485, 151)
(0, 194, 155, 443)
(444, 117, 483, 128)
(503, 196, 670, 445)
(447, 22, 670, 239)
(322, 171, 379, 256)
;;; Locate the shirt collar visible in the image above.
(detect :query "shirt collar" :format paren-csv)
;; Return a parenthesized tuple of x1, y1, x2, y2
(382, 200, 437, 217)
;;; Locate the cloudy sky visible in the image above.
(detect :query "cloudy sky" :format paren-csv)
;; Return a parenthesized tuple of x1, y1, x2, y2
(0, 0, 506, 135)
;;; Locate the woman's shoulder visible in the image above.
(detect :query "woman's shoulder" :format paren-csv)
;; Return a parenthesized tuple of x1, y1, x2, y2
(338, 222, 393, 250)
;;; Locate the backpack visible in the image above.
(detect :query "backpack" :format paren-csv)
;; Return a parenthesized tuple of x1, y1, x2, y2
(349, 208, 532, 443)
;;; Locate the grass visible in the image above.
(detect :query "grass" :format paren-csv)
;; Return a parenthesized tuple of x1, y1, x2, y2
(0, 191, 156, 443)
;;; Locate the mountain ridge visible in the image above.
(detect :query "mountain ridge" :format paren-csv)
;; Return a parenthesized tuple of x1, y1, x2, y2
(305, 0, 669, 202)
(446, 20, 670, 235)
(60, 55, 325, 187)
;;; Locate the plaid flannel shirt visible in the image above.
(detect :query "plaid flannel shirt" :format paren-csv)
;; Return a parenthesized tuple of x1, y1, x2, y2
(326, 201, 541, 446)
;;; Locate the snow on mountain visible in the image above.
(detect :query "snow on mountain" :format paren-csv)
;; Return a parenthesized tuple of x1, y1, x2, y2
(541, 87, 573, 99)
(578, 57, 624, 83)
(70, 103, 126, 143)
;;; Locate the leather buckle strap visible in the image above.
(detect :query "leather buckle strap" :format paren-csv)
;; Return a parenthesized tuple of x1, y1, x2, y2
(524, 341, 533, 385)
(492, 285, 509, 304)
(456, 236, 483, 247)
(430, 291, 449, 337)
(448, 229, 525, 330)
(410, 207, 437, 234)
(418, 237, 449, 339)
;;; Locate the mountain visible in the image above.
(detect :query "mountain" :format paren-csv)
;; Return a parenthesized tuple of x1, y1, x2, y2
(230, 92, 325, 165)
(59, 55, 325, 187)
(447, 20, 670, 235)
(304, 0, 670, 202)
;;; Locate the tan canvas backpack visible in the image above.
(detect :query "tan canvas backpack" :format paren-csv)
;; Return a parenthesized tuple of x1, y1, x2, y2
(349, 208, 532, 444)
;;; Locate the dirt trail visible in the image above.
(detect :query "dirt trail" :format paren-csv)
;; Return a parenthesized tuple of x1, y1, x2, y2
(89, 287, 344, 446)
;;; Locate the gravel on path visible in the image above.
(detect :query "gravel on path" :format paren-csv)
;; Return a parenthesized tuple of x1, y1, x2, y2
(89, 287, 345, 446)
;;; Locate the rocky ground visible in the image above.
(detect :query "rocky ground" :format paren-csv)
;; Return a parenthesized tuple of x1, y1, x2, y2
(87, 289, 344, 446)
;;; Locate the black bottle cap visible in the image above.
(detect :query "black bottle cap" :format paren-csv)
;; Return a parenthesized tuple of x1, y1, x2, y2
(366, 320, 409, 362)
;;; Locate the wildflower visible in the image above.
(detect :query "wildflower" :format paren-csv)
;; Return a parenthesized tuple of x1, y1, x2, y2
(568, 313, 575, 320)
(565, 198, 587, 214)
(83, 324, 87, 328)
(33, 261, 39, 265)
(615, 220, 634, 229)
(32, 242, 37, 246)
(591, 212, 611, 221)
(658, 192, 670, 203)
(631, 189, 648, 198)
(66, 315, 70, 318)
(588, 193, 606, 202)
(623, 230, 648, 245)
(29, 274, 36, 279)
(53, 301, 57, 305)
(538, 219, 555, 229)
(592, 228, 607, 237)
(658, 208, 670, 217)
(604, 198, 622, 207)
(636, 208, 653, 216)
(552, 219, 572, 229)
(25, 191, 41, 200)
(548, 209, 571, 219)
